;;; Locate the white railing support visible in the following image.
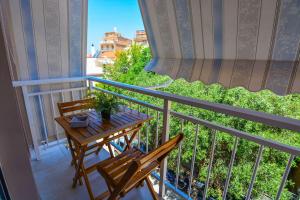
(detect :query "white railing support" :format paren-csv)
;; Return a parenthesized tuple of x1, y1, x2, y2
(159, 99, 171, 197)
(155, 111, 160, 148)
(245, 145, 264, 200)
(204, 129, 217, 199)
(188, 124, 200, 197)
(223, 137, 239, 200)
(21, 86, 41, 160)
(88, 79, 93, 92)
(38, 95, 48, 146)
(50, 93, 60, 142)
(275, 154, 295, 200)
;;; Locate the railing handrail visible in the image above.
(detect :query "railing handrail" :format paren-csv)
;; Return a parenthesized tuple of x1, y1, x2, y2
(12, 76, 86, 87)
(28, 87, 87, 97)
(11, 76, 300, 132)
(88, 76, 300, 133)
(94, 87, 300, 156)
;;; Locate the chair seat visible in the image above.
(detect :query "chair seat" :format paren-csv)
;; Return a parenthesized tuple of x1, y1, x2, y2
(97, 148, 159, 194)
(96, 134, 183, 200)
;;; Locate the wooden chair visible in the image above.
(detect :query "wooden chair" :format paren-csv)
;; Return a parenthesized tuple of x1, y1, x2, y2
(57, 98, 94, 116)
(96, 133, 184, 200)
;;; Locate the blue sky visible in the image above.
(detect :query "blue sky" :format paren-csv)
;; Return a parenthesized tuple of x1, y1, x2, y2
(87, 0, 145, 54)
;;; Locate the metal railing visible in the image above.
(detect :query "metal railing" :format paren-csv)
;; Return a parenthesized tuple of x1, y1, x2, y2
(13, 76, 300, 200)
(12, 77, 87, 160)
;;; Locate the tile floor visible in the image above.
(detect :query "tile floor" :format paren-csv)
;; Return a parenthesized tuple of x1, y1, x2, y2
(30, 142, 154, 200)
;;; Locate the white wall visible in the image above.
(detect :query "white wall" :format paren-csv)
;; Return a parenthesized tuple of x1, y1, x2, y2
(0, 8, 39, 199)
(2, 0, 88, 144)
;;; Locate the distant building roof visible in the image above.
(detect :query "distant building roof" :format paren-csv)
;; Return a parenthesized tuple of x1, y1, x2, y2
(100, 30, 132, 57)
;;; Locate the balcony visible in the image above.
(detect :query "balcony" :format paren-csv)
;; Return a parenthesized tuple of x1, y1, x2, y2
(2, 0, 300, 198)
(31, 139, 159, 200)
(11, 76, 300, 200)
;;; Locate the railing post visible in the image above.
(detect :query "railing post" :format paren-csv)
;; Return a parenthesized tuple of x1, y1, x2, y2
(38, 95, 48, 147)
(159, 99, 171, 197)
(22, 86, 41, 160)
(50, 93, 60, 143)
(88, 79, 93, 93)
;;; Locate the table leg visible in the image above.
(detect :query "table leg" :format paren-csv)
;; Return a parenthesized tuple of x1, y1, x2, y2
(73, 145, 95, 200)
(107, 143, 114, 157)
(67, 136, 83, 185)
(96, 136, 109, 155)
(73, 142, 84, 185)
(124, 129, 139, 150)
(66, 135, 76, 166)
(72, 146, 86, 188)
(124, 135, 130, 150)
(81, 164, 95, 200)
(95, 145, 102, 155)
(94, 143, 105, 157)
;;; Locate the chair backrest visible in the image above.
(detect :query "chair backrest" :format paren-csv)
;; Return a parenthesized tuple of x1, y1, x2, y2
(138, 133, 184, 166)
(114, 133, 184, 196)
(57, 98, 94, 116)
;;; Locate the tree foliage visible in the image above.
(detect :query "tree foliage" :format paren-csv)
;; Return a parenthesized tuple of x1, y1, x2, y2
(103, 45, 300, 200)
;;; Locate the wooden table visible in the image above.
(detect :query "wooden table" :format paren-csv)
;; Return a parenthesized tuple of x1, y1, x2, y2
(55, 108, 152, 200)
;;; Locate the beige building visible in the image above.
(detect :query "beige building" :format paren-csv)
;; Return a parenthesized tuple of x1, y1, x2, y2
(134, 30, 148, 46)
(99, 31, 131, 64)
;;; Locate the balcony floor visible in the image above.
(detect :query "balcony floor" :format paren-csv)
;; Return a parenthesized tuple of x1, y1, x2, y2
(30, 141, 155, 200)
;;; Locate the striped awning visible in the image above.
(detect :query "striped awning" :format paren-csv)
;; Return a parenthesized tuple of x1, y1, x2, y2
(138, 0, 300, 95)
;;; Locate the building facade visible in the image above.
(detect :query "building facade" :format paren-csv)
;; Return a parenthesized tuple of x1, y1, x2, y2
(98, 31, 132, 65)
(134, 30, 148, 46)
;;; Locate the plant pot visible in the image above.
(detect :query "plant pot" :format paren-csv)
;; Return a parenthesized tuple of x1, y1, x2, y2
(101, 110, 111, 120)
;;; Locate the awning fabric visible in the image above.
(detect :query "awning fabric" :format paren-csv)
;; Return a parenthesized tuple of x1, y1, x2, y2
(138, 0, 300, 95)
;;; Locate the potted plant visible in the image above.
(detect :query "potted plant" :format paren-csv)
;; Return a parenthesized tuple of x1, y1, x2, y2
(90, 92, 120, 120)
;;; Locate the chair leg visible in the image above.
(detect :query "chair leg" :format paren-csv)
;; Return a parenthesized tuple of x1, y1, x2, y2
(95, 146, 102, 155)
(145, 177, 159, 200)
(95, 191, 110, 200)
(77, 168, 83, 185)
(136, 180, 144, 188)
(82, 168, 95, 200)
(107, 193, 120, 200)
(105, 179, 121, 200)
